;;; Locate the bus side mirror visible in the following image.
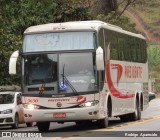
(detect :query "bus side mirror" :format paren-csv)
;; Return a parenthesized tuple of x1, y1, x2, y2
(96, 46, 104, 71)
(9, 50, 19, 75)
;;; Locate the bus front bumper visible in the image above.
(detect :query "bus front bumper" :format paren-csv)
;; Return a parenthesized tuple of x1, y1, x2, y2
(23, 106, 102, 123)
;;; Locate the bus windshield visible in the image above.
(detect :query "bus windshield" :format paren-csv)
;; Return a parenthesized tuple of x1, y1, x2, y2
(59, 53, 97, 93)
(24, 52, 97, 95)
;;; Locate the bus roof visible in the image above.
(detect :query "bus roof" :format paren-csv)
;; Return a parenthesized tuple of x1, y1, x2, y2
(24, 20, 145, 40)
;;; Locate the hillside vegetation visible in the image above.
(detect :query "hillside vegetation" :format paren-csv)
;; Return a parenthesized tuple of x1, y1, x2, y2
(131, 0, 160, 42)
(134, 0, 160, 31)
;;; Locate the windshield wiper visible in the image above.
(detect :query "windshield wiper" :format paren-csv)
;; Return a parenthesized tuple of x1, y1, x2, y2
(61, 64, 78, 95)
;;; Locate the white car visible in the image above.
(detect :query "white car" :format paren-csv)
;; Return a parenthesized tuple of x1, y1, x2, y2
(0, 92, 32, 129)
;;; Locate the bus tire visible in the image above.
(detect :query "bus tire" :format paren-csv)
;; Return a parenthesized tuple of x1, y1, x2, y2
(37, 122, 50, 132)
(129, 99, 141, 121)
(97, 117, 109, 128)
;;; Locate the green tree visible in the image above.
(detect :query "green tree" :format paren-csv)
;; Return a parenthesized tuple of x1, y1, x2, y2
(1, 0, 56, 35)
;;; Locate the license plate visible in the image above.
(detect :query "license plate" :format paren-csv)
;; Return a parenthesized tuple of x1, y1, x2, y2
(53, 113, 66, 118)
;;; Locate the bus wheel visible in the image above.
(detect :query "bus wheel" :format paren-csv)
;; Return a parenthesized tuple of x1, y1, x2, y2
(97, 117, 109, 128)
(37, 122, 50, 132)
(130, 100, 141, 121)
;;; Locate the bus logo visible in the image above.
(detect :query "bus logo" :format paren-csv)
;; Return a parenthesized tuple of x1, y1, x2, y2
(57, 102, 62, 108)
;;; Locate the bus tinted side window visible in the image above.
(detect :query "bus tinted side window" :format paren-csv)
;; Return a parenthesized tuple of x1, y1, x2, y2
(104, 30, 118, 60)
(103, 29, 147, 63)
(132, 38, 147, 63)
(124, 36, 130, 61)
(117, 34, 125, 61)
(131, 37, 137, 62)
(135, 39, 141, 62)
(141, 40, 147, 63)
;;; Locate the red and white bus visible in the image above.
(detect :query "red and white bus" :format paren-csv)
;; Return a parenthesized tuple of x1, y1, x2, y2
(9, 20, 149, 132)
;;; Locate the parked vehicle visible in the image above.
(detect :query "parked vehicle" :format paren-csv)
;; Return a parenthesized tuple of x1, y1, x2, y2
(149, 92, 156, 101)
(0, 92, 32, 128)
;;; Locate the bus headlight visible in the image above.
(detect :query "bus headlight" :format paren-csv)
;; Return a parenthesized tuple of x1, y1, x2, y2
(23, 104, 40, 110)
(28, 104, 34, 110)
(79, 100, 99, 107)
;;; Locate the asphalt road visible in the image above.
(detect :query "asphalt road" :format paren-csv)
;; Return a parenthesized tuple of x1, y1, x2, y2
(0, 98, 160, 140)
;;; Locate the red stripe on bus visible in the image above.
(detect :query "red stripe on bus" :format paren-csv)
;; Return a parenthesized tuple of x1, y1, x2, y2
(106, 60, 135, 99)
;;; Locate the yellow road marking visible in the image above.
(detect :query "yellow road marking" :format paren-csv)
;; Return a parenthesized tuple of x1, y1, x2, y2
(51, 114, 160, 140)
